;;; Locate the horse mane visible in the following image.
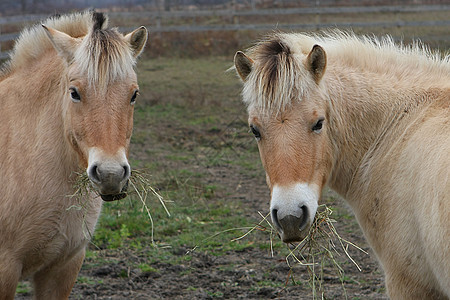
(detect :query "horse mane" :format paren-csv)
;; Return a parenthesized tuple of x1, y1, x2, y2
(1, 11, 136, 88)
(243, 30, 450, 112)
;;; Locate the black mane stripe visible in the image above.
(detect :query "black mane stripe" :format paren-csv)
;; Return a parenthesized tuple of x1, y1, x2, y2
(92, 12, 106, 31)
(255, 37, 293, 103)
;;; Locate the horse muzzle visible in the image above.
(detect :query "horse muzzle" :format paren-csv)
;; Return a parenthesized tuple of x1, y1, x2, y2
(270, 183, 319, 243)
(271, 206, 311, 243)
(87, 158, 131, 202)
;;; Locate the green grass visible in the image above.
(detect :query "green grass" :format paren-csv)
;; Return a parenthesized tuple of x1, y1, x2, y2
(207, 290, 224, 297)
(16, 282, 32, 294)
(88, 167, 266, 269)
(138, 263, 158, 273)
(93, 190, 260, 250)
(76, 276, 97, 285)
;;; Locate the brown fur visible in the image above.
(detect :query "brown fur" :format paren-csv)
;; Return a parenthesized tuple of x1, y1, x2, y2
(0, 11, 147, 299)
(235, 31, 449, 299)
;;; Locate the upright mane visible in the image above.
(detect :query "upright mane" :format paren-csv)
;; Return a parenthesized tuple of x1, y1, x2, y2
(243, 30, 450, 112)
(2, 11, 136, 88)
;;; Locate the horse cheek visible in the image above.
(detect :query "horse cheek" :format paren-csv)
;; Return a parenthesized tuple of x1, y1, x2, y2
(66, 109, 89, 168)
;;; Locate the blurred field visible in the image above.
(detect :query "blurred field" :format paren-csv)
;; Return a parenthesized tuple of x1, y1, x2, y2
(1, 5, 449, 58)
(113, 7, 450, 57)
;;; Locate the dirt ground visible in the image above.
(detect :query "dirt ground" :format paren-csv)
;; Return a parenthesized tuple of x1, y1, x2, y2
(67, 137, 388, 300)
(69, 172, 387, 300)
(15, 175, 388, 299)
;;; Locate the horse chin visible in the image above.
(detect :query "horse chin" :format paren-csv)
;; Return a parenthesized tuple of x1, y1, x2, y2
(99, 181, 129, 202)
(280, 228, 309, 244)
(100, 193, 127, 202)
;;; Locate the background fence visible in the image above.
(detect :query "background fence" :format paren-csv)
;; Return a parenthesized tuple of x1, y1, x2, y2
(1, 3, 449, 59)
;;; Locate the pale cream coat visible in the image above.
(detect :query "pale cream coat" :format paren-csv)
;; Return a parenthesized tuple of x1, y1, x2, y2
(0, 11, 147, 299)
(235, 31, 449, 299)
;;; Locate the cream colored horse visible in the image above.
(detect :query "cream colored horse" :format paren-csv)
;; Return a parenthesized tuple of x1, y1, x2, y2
(0, 11, 147, 299)
(234, 31, 449, 299)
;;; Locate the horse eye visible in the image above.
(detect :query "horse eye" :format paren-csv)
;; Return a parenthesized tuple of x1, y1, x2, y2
(69, 88, 81, 103)
(130, 90, 139, 105)
(250, 125, 261, 140)
(312, 118, 324, 133)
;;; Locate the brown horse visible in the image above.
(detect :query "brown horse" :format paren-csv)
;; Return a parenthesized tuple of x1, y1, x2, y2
(234, 31, 449, 299)
(0, 11, 147, 299)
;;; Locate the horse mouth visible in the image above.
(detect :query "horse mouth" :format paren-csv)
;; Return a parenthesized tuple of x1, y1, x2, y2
(99, 181, 128, 202)
(100, 193, 127, 201)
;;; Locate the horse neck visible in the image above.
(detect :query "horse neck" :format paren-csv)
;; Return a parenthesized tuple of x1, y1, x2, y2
(1, 51, 79, 182)
(324, 64, 446, 198)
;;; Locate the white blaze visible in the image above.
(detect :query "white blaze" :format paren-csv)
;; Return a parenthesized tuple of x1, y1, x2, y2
(87, 147, 129, 171)
(271, 183, 320, 220)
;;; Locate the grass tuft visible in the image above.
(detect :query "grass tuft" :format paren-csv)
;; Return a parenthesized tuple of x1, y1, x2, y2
(224, 204, 367, 299)
(283, 204, 367, 299)
(128, 169, 171, 246)
(69, 169, 170, 246)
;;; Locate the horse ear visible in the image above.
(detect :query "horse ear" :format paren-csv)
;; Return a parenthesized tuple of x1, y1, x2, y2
(234, 51, 254, 82)
(42, 25, 78, 62)
(306, 44, 327, 83)
(125, 26, 148, 58)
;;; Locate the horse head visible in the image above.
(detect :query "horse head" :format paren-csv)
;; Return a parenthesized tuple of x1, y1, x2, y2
(235, 37, 331, 243)
(43, 12, 147, 201)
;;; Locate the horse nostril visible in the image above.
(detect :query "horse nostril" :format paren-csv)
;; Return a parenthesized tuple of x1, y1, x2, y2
(271, 209, 283, 233)
(272, 205, 310, 243)
(298, 205, 308, 231)
(122, 164, 130, 180)
(88, 164, 101, 184)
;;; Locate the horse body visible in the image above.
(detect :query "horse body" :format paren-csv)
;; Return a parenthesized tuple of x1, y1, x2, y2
(0, 11, 147, 299)
(327, 66, 450, 298)
(235, 32, 449, 299)
(352, 107, 450, 299)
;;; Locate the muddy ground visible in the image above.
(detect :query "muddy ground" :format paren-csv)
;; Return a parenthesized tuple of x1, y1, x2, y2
(69, 130, 388, 299)
(70, 174, 387, 299)
(16, 171, 388, 299)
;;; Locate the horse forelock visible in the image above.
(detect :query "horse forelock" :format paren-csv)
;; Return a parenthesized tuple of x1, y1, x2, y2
(256, 38, 290, 100)
(73, 11, 135, 89)
(75, 26, 135, 89)
(1, 11, 136, 88)
(241, 30, 450, 114)
(92, 11, 107, 31)
(243, 34, 312, 114)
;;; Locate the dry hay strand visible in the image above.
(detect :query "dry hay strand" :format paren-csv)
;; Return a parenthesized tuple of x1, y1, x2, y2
(128, 169, 171, 246)
(286, 204, 367, 299)
(68, 169, 170, 245)
(233, 204, 366, 299)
